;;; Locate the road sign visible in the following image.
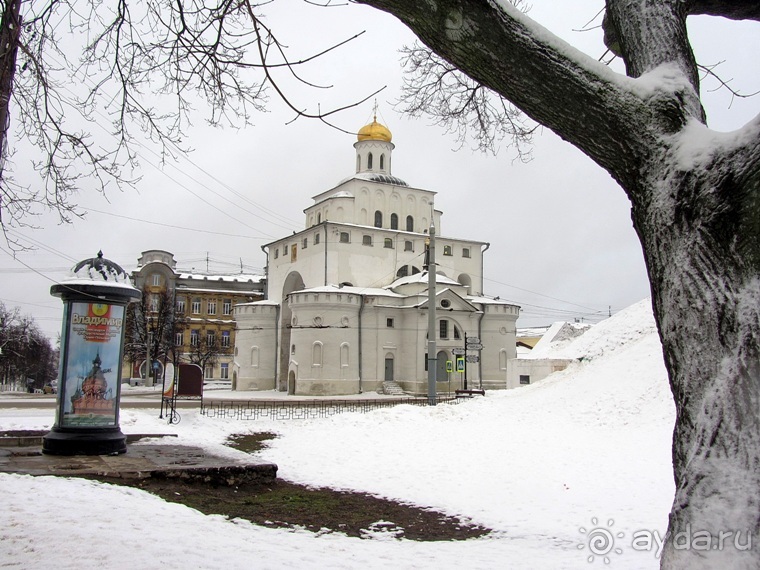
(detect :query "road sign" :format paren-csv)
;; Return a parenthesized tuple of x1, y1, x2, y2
(452, 348, 466, 356)
(466, 355, 480, 363)
(456, 357, 465, 372)
(466, 343, 484, 351)
(466, 336, 480, 344)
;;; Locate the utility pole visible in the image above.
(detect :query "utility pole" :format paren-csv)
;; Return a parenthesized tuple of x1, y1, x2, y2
(426, 221, 437, 405)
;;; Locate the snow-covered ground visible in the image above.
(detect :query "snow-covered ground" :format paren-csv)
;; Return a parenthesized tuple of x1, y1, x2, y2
(1, 299, 677, 569)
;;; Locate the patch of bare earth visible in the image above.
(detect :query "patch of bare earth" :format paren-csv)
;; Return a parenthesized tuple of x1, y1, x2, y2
(95, 432, 491, 541)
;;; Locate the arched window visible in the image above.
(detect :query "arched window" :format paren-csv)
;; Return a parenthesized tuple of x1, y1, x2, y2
(312, 342, 323, 366)
(499, 349, 508, 371)
(250, 346, 260, 368)
(340, 343, 350, 368)
(374, 210, 383, 228)
(406, 215, 414, 232)
(356, 155, 361, 172)
(379, 154, 385, 170)
(367, 152, 373, 169)
(390, 213, 398, 230)
(317, 213, 321, 224)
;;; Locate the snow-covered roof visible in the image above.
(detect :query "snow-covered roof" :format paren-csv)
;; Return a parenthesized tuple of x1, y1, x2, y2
(387, 271, 461, 289)
(177, 273, 264, 283)
(292, 284, 404, 298)
(336, 172, 410, 188)
(467, 295, 520, 307)
(313, 190, 355, 204)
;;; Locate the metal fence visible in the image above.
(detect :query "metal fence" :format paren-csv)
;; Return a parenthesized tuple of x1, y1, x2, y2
(201, 396, 462, 421)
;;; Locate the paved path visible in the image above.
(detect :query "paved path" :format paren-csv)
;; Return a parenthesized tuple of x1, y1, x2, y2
(0, 432, 277, 485)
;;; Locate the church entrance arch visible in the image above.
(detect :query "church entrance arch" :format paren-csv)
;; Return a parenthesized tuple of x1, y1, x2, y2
(280, 272, 305, 391)
(384, 354, 394, 382)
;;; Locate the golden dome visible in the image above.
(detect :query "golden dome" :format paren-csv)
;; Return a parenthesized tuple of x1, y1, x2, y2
(357, 116, 392, 143)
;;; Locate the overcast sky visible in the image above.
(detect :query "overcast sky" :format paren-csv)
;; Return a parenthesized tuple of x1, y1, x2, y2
(1, 1, 758, 341)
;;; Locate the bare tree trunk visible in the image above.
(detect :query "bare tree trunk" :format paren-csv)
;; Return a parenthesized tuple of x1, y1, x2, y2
(0, 0, 20, 178)
(357, 0, 760, 566)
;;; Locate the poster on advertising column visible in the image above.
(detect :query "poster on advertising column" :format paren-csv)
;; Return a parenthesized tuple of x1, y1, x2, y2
(61, 301, 125, 428)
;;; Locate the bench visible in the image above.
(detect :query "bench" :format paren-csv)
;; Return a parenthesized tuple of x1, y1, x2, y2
(455, 389, 486, 397)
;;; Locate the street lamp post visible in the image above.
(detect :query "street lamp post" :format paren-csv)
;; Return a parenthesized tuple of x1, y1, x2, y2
(43, 251, 141, 455)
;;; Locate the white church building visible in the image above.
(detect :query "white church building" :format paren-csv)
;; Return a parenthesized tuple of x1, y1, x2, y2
(233, 116, 520, 396)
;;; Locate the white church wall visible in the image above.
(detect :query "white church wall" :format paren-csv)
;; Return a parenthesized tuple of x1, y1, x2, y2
(234, 303, 278, 391)
(288, 291, 361, 395)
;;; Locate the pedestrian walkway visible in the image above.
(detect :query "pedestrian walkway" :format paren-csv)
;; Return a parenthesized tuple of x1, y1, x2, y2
(0, 431, 277, 486)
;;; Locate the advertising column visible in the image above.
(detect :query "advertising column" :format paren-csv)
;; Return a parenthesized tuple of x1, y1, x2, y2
(43, 251, 141, 455)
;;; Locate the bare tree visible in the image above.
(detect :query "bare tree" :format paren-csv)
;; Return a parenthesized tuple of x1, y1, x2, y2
(354, 0, 760, 566)
(0, 301, 57, 390)
(0, 0, 374, 244)
(124, 286, 184, 383)
(187, 327, 228, 379)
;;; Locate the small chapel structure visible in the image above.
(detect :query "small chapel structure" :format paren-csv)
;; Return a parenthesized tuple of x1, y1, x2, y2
(233, 116, 520, 396)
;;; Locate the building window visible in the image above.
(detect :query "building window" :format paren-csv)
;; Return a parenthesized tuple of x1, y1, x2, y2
(386, 318, 394, 328)
(406, 215, 414, 232)
(176, 297, 186, 313)
(340, 232, 350, 243)
(291, 244, 297, 262)
(520, 375, 531, 385)
(220, 363, 229, 379)
(367, 152, 373, 169)
(207, 330, 216, 346)
(190, 329, 199, 347)
(315, 233, 320, 245)
(439, 319, 449, 340)
(374, 210, 382, 228)
(250, 346, 260, 367)
(362, 235, 372, 246)
(302, 238, 308, 249)
(443, 245, 453, 256)
(312, 342, 323, 366)
(175, 332, 183, 346)
(151, 274, 161, 287)
(379, 154, 385, 170)
(192, 298, 201, 314)
(441, 299, 451, 308)
(340, 343, 350, 368)
(384, 238, 393, 249)
(283, 245, 288, 257)
(205, 365, 213, 379)
(221, 330, 231, 348)
(462, 247, 471, 258)
(397, 266, 409, 278)
(404, 240, 413, 252)
(390, 213, 398, 230)
(317, 213, 321, 224)
(274, 248, 279, 259)
(207, 300, 217, 315)
(454, 326, 461, 340)
(223, 299, 232, 315)
(149, 294, 159, 313)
